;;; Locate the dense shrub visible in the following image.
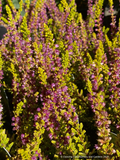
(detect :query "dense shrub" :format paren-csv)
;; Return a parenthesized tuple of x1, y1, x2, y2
(0, 0, 120, 159)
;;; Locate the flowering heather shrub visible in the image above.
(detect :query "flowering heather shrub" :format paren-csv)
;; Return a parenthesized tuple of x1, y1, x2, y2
(0, 0, 120, 159)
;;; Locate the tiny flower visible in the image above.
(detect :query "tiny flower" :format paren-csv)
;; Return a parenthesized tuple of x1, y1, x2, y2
(34, 115, 38, 121)
(52, 67, 55, 71)
(66, 136, 70, 140)
(31, 156, 37, 160)
(59, 151, 63, 155)
(73, 115, 78, 122)
(64, 112, 67, 117)
(22, 139, 26, 145)
(55, 50, 59, 55)
(63, 86, 68, 92)
(92, 62, 96, 67)
(16, 117, 20, 123)
(21, 134, 25, 139)
(116, 124, 120, 129)
(113, 149, 116, 154)
(97, 121, 102, 127)
(37, 108, 41, 112)
(48, 133, 52, 140)
(51, 83, 55, 88)
(55, 44, 59, 48)
(95, 144, 100, 150)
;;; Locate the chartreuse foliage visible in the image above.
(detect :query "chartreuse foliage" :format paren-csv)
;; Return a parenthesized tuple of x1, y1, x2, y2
(0, 51, 13, 159)
(0, 0, 120, 159)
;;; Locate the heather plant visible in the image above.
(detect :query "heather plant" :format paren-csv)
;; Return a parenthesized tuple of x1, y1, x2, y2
(0, 0, 120, 159)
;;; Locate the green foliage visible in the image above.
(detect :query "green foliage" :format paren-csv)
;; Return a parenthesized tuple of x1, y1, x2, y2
(0, 129, 13, 158)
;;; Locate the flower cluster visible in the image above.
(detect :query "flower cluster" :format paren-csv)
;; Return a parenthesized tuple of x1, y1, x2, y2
(0, 0, 120, 159)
